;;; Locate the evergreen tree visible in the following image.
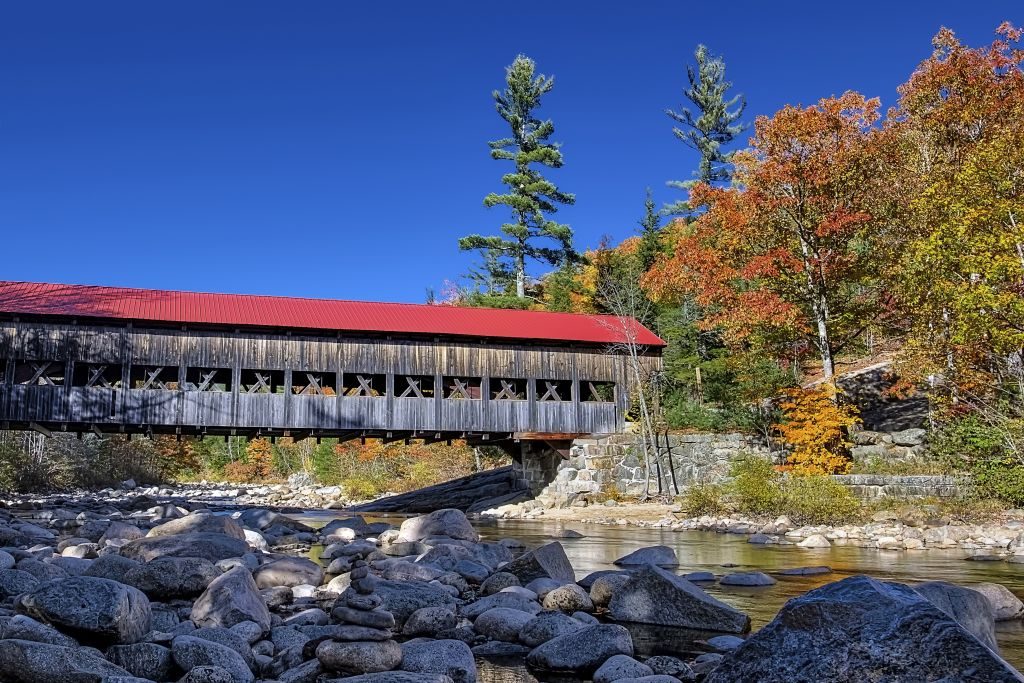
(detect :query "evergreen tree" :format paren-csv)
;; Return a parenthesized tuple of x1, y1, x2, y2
(459, 55, 577, 299)
(636, 188, 662, 271)
(665, 44, 746, 214)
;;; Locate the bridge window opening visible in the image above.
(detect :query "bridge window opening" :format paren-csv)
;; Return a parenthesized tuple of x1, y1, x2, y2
(490, 378, 526, 400)
(131, 365, 177, 390)
(537, 379, 572, 402)
(240, 369, 285, 394)
(342, 373, 385, 397)
(395, 375, 434, 398)
(581, 380, 616, 403)
(72, 363, 123, 388)
(292, 371, 336, 396)
(12, 360, 65, 386)
(444, 376, 481, 400)
(184, 367, 231, 392)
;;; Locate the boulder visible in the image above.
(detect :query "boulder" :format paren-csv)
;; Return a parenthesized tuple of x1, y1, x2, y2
(20, 576, 151, 646)
(316, 639, 403, 674)
(148, 513, 246, 540)
(370, 579, 456, 628)
(590, 573, 632, 608)
(400, 639, 476, 683)
(612, 546, 678, 567)
(402, 605, 458, 636)
(525, 623, 634, 673)
(0, 638, 131, 681)
(480, 572, 519, 596)
(518, 610, 584, 647)
(0, 569, 39, 599)
(191, 566, 271, 632)
(122, 532, 250, 563)
(705, 575, 1024, 683)
(461, 591, 542, 619)
(720, 571, 776, 587)
(593, 654, 654, 683)
(172, 634, 254, 683)
(608, 565, 750, 633)
(399, 509, 478, 543)
(797, 534, 831, 548)
(502, 542, 575, 584)
(914, 581, 998, 651)
(972, 582, 1024, 621)
(179, 666, 236, 683)
(107, 642, 175, 681)
(253, 556, 324, 589)
(474, 607, 535, 642)
(541, 584, 594, 613)
(0, 614, 77, 647)
(124, 556, 220, 598)
(83, 553, 142, 581)
(324, 674, 453, 683)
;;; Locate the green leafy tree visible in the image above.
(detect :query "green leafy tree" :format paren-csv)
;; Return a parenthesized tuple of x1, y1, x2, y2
(459, 54, 577, 299)
(636, 188, 663, 271)
(665, 44, 746, 214)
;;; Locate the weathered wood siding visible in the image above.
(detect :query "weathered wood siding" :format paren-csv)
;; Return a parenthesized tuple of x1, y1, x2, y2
(0, 320, 662, 438)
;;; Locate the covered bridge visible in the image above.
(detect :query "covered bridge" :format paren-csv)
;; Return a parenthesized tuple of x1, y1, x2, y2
(0, 281, 664, 447)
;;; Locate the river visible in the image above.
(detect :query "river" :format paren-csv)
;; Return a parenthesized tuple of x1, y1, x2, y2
(300, 512, 1024, 681)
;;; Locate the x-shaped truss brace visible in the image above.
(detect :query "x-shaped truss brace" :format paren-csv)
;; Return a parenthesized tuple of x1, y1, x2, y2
(25, 362, 59, 386)
(192, 370, 221, 392)
(447, 378, 473, 399)
(140, 367, 172, 390)
(492, 379, 521, 400)
(295, 373, 325, 396)
(85, 364, 119, 388)
(245, 372, 272, 394)
(348, 374, 377, 397)
(539, 381, 565, 402)
(399, 376, 426, 398)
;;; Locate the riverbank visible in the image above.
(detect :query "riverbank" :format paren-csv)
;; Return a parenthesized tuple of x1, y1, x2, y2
(483, 500, 1024, 559)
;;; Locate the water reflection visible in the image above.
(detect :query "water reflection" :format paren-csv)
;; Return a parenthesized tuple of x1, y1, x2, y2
(298, 511, 1024, 679)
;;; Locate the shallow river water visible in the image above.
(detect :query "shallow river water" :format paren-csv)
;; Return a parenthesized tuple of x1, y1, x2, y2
(300, 512, 1024, 681)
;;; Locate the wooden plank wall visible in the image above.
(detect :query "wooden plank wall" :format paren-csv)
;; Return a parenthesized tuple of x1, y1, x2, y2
(0, 320, 662, 437)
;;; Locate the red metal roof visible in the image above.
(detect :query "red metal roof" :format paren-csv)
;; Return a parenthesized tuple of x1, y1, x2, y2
(0, 281, 666, 347)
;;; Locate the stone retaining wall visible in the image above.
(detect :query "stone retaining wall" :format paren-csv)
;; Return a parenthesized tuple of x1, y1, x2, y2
(831, 474, 961, 499)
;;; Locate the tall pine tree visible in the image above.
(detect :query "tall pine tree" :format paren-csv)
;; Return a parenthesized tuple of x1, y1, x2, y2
(665, 45, 746, 215)
(459, 55, 577, 299)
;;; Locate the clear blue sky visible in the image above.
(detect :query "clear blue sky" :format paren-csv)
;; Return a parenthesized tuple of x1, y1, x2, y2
(1, 2, 1017, 303)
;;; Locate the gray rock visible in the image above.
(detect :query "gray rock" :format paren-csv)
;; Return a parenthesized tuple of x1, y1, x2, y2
(612, 546, 678, 567)
(524, 577, 563, 598)
(124, 556, 220, 598)
(191, 566, 271, 632)
(593, 654, 653, 683)
(542, 584, 593, 613)
(645, 655, 695, 680)
(253, 556, 323, 589)
(402, 605, 457, 636)
(0, 638, 131, 681)
(461, 591, 542, 619)
(189, 627, 255, 668)
(83, 554, 143, 582)
(720, 571, 776, 587)
(278, 658, 322, 683)
(608, 565, 750, 633)
(706, 634, 745, 652)
(148, 513, 246, 540)
(398, 509, 478, 543)
(615, 676, 686, 683)
(480, 572, 519, 596)
(316, 639, 403, 674)
(914, 581, 998, 651)
(704, 575, 1024, 683)
(283, 607, 330, 627)
(503, 542, 575, 585)
(0, 569, 39, 599)
(590, 573, 632, 608)
(99, 521, 145, 545)
(0, 549, 16, 570)
(777, 566, 832, 576)
(172, 634, 254, 683)
(890, 428, 927, 446)
(122, 533, 250, 563)
(474, 607, 535, 642)
(400, 639, 476, 683)
(368, 579, 456, 628)
(525, 623, 634, 673)
(177, 664, 236, 683)
(107, 642, 175, 681)
(972, 582, 1024, 621)
(0, 614, 77, 646)
(323, 674, 453, 683)
(518, 610, 584, 647)
(20, 576, 151, 646)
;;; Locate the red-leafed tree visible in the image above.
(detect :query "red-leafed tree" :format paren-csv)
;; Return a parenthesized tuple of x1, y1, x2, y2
(643, 92, 885, 380)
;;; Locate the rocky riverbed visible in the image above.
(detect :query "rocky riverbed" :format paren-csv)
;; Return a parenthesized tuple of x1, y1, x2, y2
(0, 488, 1022, 682)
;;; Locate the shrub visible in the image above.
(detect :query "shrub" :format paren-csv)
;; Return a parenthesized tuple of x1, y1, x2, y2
(776, 385, 859, 475)
(783, 475, 861, 525)
(680, 483, 729, 516)
(727, 454, 785, 516)
(931, 413, 1024, 506)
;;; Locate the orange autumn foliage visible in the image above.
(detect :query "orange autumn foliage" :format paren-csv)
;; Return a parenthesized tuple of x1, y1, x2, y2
(246, 438, 275, 479)
(776, 385, 860, 475)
